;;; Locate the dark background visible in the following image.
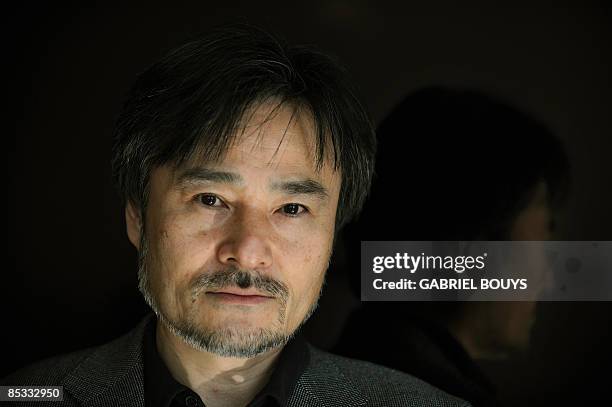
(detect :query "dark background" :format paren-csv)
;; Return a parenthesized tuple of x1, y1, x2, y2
(6, 1, 612, 405)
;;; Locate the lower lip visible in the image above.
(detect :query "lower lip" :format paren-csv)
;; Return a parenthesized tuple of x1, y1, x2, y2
(205, 292, 273, 305)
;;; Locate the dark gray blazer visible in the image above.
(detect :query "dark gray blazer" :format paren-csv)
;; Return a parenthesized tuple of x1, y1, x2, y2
(2, 315, 470, 406)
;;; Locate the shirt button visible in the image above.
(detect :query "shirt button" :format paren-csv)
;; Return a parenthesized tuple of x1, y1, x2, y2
(185, 395, 201, 407)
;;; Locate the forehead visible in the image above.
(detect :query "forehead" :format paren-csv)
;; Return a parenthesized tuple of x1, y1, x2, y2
(181, 103, 337, 179)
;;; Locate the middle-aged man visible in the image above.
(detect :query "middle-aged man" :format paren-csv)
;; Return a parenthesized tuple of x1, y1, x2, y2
(2, 26, 470, 407)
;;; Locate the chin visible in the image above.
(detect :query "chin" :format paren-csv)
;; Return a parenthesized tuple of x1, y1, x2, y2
(216, 306, 289, 329)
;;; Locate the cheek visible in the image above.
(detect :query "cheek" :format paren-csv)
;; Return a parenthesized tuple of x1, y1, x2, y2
(146, 212, 217, 294)
(502, 302, 536, 339)
(281, 233, 331, 313)
(511, 206, 551, 240)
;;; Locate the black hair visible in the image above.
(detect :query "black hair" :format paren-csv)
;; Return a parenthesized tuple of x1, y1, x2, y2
(352, 86, 570, 241)
(111, 24, 375, 230)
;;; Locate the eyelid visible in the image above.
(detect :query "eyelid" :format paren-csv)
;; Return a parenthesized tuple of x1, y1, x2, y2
(279, 203, 309, 217)
(194, 193, 228, 208)
(193, 195, 309, 216)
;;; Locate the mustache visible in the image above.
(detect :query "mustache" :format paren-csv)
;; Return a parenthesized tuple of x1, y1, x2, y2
(191, 266, 289, 301)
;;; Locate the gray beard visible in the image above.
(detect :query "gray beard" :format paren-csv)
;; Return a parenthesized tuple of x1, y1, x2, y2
(136, 231, 322, 358)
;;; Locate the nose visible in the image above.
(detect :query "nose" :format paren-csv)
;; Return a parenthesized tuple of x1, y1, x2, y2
(216, 207, 273, 270)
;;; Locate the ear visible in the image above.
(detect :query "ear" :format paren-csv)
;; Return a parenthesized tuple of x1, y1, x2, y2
(125, 200, 142, 250)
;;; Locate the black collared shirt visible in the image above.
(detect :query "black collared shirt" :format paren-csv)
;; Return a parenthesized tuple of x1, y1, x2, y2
(334, 305, 499, 407)
(143, 317, 309, 407)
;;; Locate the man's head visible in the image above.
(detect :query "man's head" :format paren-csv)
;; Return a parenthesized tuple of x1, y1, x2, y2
(366, 86, 569, 242)
(111, 25, 375, 357)
(349, 86, 569, 356)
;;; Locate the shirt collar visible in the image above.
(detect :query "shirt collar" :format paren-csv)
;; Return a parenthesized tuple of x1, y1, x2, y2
(143, 316, 309, 407)
(253, 331, 309, 406)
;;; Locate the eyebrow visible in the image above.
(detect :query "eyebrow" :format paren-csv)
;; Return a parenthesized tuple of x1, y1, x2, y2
(175, 166, 329, 200)
(272, 179, 329, 200)
(175, 167, 243, 188)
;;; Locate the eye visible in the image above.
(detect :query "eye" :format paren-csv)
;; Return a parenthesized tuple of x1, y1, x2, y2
(280, 203, 307, 217)
(196, 194, 225, 208)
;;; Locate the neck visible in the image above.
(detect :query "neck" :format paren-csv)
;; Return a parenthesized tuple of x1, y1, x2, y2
(156, 322, 283, 407)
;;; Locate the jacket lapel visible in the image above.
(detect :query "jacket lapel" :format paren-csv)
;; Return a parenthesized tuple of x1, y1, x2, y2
(288, 345, 368, 407)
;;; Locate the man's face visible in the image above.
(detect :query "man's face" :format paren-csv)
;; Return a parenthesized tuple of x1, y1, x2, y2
(484, 181, 553, 355)
(128, 103, 341, 357)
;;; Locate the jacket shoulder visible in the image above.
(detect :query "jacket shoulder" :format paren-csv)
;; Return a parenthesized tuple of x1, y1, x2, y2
(1, 346, 96, 386)
(1, 317, 147, 387)
(304, 345, 471, 406)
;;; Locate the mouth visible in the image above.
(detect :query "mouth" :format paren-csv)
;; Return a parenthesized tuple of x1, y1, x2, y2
(205, 289, 274, 305)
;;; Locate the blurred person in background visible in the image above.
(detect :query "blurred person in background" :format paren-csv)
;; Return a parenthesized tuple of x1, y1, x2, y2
(334, 86, 570, 407)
